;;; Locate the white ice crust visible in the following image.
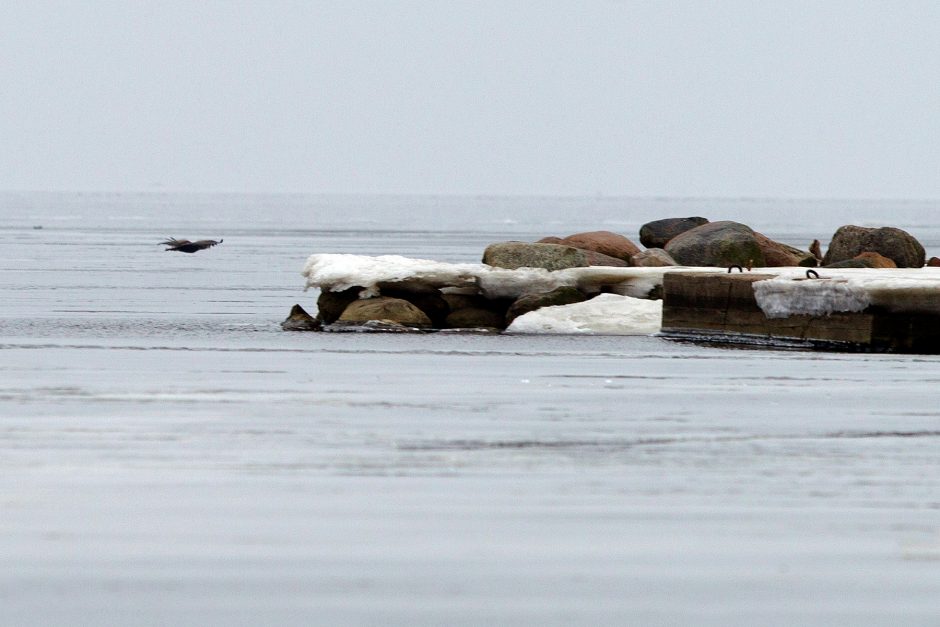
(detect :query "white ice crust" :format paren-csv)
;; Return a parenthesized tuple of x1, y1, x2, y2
(506, 294, 662, 335)
(302, 253, 713, 300)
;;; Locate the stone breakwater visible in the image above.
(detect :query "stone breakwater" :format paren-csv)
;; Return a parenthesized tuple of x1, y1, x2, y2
(283, 218, 934, 338)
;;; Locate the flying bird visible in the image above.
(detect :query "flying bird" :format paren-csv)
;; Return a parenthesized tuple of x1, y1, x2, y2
(160, 237, 223, 253)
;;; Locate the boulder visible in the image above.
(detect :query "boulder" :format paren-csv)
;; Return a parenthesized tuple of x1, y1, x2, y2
(753, 232, 818, 267)
(825, 252, 897, 269)
(338, 297, 432, 328)
(316, 287, 363, 324)
(639, 217, 709, 249)
(582, 250, 628, 267)
(821, 225, 925, 268)
(664, 221, 765, 268)
(536, 236, 565, 244)
(556, 230, 641, 262)
(928, 257, 940, 267)
(630, 248, 677, 267)
(505, 287, 587, 325)
(381, 288, 450, 327)
(281, 304, 321, 331)
(445, 307, 506, 330)
(483, 242, 590, 271)
(853, 252, 897, 269)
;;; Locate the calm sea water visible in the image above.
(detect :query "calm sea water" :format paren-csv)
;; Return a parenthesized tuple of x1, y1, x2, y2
(2, 192, 939, 625)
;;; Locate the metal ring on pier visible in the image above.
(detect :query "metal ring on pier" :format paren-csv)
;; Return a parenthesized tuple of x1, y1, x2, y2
(727, 265, 743, 273)
(806, 269, 820, 279)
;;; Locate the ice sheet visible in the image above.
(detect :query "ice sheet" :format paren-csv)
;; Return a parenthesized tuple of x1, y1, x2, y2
(506, 294, 662, 335)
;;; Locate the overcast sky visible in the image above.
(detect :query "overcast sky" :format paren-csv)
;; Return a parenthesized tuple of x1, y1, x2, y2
(2, 1, 939, 197)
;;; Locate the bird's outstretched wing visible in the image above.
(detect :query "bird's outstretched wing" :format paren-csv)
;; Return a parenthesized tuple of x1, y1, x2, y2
(192, 239, 222, 250)
(160, 237, 222, 253)
(160, 237, 191, 247)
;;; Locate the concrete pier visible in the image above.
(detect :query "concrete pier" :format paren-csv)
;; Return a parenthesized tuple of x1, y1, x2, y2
(660, 271, 940, 353)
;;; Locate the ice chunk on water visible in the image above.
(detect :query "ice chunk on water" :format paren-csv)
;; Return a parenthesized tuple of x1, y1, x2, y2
(506, 294, 662, 335)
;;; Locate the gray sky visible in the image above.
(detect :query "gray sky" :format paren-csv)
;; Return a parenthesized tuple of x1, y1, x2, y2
(2, 0, 939, 197)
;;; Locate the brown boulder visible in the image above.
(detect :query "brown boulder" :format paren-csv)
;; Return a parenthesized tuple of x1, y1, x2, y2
(853, 252, 897, 268)
(338, 297, 432, 328)
(753, 232, 818, 267)
(825, 252, 897, 269)
(582, 250, 628, 267)
(556, 230, 641, 262)
(381, 288, 450, 327)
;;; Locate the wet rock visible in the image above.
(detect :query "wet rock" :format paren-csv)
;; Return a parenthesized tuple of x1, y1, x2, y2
(639, 217, 709, 249)
(317, 287, 362, 324)
(505, 287, 587, 325)
(281, 304, 321, 331)
(822, 225, 926, 268)
(630, 248, 677, 267)
(381, 287, 450, 327)
(556, 230, 641, 262)
(483, 241, 591, 271)
(339, 297, 432, 328)
(325, 320, 427, 333)
(664, 221, 765, 268)
(445, 307, 506, 330)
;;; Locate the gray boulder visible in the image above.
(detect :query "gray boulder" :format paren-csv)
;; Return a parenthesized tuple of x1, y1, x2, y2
(630, 248, 677, 267)
(483, 242, 591, 271)
(822, 225, 925, 268)
(639, 217, 709, 249)
(664, 221, 766, 268)
(505, 287, 587, 325)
